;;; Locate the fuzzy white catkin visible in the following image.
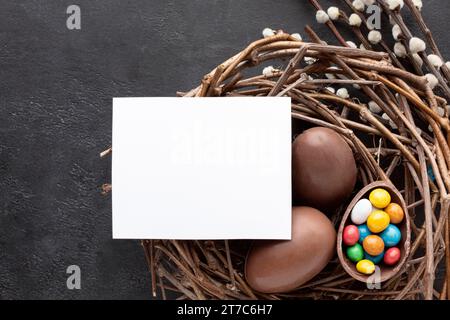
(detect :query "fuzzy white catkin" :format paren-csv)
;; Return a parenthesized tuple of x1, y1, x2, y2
(349, 14, 362, 27)
(262, 66, 276, 77)
(389, 120, 398, 130)
(446, 62, 450, 69)
(392, 24, 402, 40)
(368, 101, 382, 113)
(437, 107, 445, 117)
(353, 0, 365, 11)
(291, 33, 302, 41)
(427, 54, 443, 68)
(382, 113, 390, 121)
(346, 41, 357, 48)
(316, 10, 330, 24)
(425, 73, 439, 89)
(325, 73, 336, 79)
(304, 57, 317, 65)
(262, 28, 275, 38)
(325, 87, 335, 94)
(368, 30, 382, 44)
(327, 7, 340, 21)
(409, 37, 426, 53)
(394, 42, 407, 57)
(337, 88, 349, 99)
(413, 53, 423, 67)
(387, 0, 404, 10)
(412, 0, 423, 10)
(360, 43, 367, 50)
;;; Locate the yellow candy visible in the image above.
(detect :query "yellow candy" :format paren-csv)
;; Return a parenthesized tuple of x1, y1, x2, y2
(369, 188, 391, 208)
(367, 210, 390, 233)
(356, 259, 375, 275)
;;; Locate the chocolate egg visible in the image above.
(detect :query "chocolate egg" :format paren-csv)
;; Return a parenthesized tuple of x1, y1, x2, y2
(292, 127, 357, 211)
(245, 206, 336, 293)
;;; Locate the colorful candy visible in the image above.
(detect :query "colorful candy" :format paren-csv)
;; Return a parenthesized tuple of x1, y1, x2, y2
(380, 224, 401, 247)
(343, 225, 360, 246)
(367, 210, 390, 233)
(346, 243, 364, 262)
(384, 203, 404, 224)
(357, 224, 371, 243)
(364, 252, 384, 264)
(351, 199, 373, 224)
(384, 247, 401, 265)
(369, 188, 391, 208)
(363, 235, 385, 256)
(356, 259, 375, 275)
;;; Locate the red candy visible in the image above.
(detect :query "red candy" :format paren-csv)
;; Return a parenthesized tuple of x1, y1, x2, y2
(343, 225, 360, 246)
(384, 247, 401, 265)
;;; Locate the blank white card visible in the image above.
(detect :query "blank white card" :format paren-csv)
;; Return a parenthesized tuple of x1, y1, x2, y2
(112, 97, 291, 239)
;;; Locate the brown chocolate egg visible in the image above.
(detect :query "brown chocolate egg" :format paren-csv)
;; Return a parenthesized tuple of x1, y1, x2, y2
(245, 206, 336, 293)
(292, 127, 357, 211)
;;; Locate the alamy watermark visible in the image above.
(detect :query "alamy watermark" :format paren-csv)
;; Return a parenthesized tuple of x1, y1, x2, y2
(66, 5, 81, 30)
(66, 265, 81, 290)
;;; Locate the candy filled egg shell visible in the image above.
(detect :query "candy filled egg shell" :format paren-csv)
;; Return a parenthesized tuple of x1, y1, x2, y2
(351, 199, 373, 225)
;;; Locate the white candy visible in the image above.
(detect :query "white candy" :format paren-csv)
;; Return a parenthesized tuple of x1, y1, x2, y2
(368, 101, 382, 113)
(351, 199, 373, 225)
(353, 0, 365, 11)
(327, 7, 340, 20)
(392, 24, 402, 40)
(368, 30, 382, 44)
(387, 0, 404, 10)
(262, 28, 275, 38)
(412, 0, 423, 10)
(291, 33, 302, 41)
(425, 73, 439, 89)
(316, 10, 330, 24)
(262, 66, 277, 77)
(409, 37, 426, 53)
(337, 88, 350, 99)
(413, 53, 423, 67)
(346, 41, 357, 48)
(394, 42, 407, 58)
(349, 14, 362, 27)
(427, 54, 443, 68)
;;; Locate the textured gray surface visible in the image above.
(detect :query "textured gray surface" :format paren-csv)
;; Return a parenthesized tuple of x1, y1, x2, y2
(0, 0, 448, 299)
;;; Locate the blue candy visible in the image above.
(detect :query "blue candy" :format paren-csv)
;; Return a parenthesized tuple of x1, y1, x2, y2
(364, 251, 384, 264)
(357, 224, 371, 243)
(380, 224, 401, 247)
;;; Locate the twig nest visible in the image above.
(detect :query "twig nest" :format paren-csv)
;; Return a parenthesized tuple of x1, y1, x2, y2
(387, 0, 404, 10)
(413, 53, 423, 67)
(316, 10, 330, 24)
(262, 66, 277, 77)
(394, 42, 407, 58)
(368, 30, 382, 44)
(349, 13, 362, 27)
(291, 33, 302, 41)
(392, 24, 402, 40)
(327, 7, 340, 21)
(427, 54, 443, 68)
(368, 101, 382, 114)
(412, 0, 423, 10)
(352, 0, 365, 11)
(409, 37, 426, 53)
(425, 73, 439, 89)
(346, 41, 357, 49)
(262, 28, 275, 38)
(337, 88, 350, 99)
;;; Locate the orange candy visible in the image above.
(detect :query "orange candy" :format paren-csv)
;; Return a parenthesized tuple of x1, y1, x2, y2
(384, 203, 404, 224)
(363, 235, 385, 256)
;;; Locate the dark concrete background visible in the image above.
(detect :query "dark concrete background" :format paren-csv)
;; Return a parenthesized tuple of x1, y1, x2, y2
(0, 0, 448, 299)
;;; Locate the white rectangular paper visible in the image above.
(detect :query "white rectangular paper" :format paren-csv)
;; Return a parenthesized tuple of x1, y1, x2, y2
(112, 97, 291, 239)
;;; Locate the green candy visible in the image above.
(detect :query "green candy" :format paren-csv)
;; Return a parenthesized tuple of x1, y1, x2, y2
(346, 243, 364, 262)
